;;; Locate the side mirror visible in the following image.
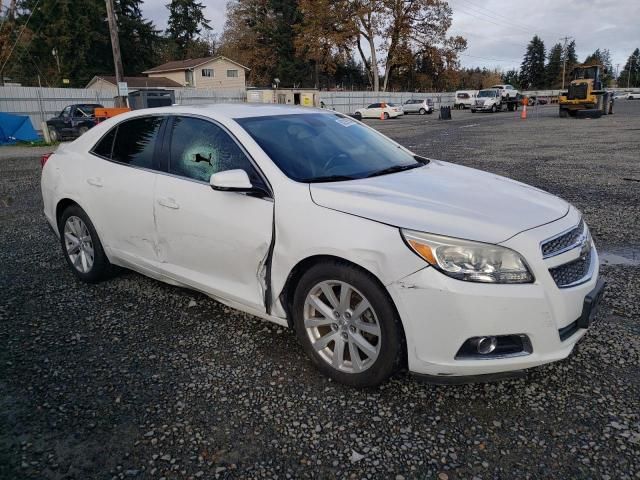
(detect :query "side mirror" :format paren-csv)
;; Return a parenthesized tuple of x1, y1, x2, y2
(210, 169, 253, 192)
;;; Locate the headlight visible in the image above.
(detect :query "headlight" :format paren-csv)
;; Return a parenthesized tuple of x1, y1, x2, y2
(401, 229, 534, 284)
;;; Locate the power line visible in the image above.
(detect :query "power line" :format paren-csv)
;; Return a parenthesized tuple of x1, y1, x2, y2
(455, 0, 565, 38)
(0, 0, 40, 84)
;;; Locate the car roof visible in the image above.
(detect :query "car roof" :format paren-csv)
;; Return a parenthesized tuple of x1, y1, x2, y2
(115, 103, 330, 120)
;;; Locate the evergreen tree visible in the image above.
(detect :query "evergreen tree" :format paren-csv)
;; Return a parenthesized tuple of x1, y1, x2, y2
(166, 0, 212, 59)
(561, 39, 578, 87)
(584, 48, 614, 86)
(519, 35, 546, 89)
(546, 43, 563, 88)
(618, 48, 640, 88)
(502, 69, 520, 88)
(116, 0, 161, 75)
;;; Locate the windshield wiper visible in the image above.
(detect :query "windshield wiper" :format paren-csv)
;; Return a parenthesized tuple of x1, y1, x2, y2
(365, 163, 422, 178)
(303, 174, 359, 183)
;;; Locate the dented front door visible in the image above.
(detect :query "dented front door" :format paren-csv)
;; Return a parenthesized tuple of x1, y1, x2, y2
(153, 174, 273, 312)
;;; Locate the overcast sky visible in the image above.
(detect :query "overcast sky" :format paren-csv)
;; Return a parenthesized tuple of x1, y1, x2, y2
(142, 0, 639, 74)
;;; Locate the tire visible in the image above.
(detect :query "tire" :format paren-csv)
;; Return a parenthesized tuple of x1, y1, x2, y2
(470, 109, 476, 113)
(354, 112, 362, 120)
(383, 112, 390, 120)
(419, 108, 426, 115)
(491, 104, 497, 113)
(559, 107, 568, 118)
(427, 109, 433, 114)
(292, 261, 404, 387)
(58, 204, 113, 283)
(48, 127, 59, 142)
(78, 126, 89, 136)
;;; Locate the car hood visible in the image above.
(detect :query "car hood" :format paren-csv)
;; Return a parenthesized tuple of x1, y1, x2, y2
(309, 160, 569, 244)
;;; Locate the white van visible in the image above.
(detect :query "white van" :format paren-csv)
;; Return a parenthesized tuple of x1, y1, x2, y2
(454, 90, 478, 109)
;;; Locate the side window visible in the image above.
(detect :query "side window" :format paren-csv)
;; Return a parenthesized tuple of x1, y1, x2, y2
(60, 106, 71, 118)
(168, 116, 261, 185)
(112, 116, 163, 169)
(92, 127, 117, 158)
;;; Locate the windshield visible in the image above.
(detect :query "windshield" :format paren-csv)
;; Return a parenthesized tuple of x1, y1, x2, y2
(478, 90, 497, 98)
(573, 67, 598, 80)
(236, 113, 423, 182)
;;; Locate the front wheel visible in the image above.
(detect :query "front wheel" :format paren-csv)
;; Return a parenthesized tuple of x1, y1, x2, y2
(293, 262, 404, 387)
(48, 127, 59, 142)
(383, 112, 390, 120)
(471, 109, 476, 113)
(491, 104, 497, 113)
(559, 107, 568, 118)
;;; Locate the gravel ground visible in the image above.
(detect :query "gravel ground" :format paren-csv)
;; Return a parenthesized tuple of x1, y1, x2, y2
(1, 102, 639, 480)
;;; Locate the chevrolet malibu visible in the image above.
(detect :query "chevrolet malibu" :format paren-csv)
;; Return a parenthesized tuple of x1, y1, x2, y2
(41, 104, 604, 387)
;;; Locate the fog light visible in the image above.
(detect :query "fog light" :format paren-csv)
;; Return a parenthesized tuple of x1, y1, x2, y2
(475, 336, 498, 354)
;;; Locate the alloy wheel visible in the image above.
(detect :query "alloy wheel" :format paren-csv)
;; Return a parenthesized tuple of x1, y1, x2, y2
(303, 280, 382, 373)
(64, 216, 94, 273)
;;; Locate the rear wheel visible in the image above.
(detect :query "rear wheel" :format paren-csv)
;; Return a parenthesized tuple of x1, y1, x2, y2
(383, 112, 390, 120)
(559, 107, 568, 118)
(419, 108, 426, 115)
(354, 112, 362, 120)
(59, 205, 112, 283)
(293, 262, 403, 387)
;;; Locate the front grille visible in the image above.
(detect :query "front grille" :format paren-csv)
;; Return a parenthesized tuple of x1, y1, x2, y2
(549, 250, 592, 288)
(541, 220, 584, 258)
(567, 84, 588, 100)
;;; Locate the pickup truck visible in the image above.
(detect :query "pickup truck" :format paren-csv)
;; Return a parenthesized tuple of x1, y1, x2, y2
(46, 104, 103, 142)
(471, 86, 520, 112)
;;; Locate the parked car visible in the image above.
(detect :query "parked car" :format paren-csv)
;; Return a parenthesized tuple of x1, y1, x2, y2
(454, 90, 478, 109)
(46, 104, 103, 142)
(354, 102, 403, 119)
(471, 89, 502, 112)
(402, 98, 434, 115)
(41, 104, 604, 387)
(491, 84, 519, 100)
(628, 92, 640, 100)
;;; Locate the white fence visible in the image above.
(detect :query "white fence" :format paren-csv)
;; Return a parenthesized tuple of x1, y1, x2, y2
(0, 85, 246, 130)
(318, 91, 457, 114)
(2, 84, 638, 131)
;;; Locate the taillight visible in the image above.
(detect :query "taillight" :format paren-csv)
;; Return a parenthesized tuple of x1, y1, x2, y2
(41, 152, 53, 168)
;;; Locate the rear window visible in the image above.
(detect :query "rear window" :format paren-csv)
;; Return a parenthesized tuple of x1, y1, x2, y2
(457, 93, 469, 99)
(76, 105, 101, 116)
(111, 116, 163, 169)
(92, 128, 117, 158)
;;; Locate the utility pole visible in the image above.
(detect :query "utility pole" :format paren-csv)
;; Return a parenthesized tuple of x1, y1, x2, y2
(560, 36, 573, 90)
(105, 0, 127, 107)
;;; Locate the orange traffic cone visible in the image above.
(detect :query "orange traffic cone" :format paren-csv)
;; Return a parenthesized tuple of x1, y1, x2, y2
(521, 104, 527, 120)
(380, 110, 385, 120)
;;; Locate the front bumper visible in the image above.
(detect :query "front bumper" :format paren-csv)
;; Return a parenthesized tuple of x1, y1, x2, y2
(473, 103, 496, 111)
(388, 209, 602, 378)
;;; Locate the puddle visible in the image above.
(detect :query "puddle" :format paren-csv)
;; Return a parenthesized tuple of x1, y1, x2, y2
(599, 248, 640, 267)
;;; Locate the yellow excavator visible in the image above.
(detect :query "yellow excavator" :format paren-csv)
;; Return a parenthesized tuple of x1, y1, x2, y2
(558, 65, 614, 117)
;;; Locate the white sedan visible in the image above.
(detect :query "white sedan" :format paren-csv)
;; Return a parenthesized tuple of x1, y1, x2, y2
(353, 102, 403, 120)
(41, 104, 604, 387)
(628, 92, 640, 100)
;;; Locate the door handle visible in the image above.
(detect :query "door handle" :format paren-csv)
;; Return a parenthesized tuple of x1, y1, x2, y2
(157, 197, 180, 210)
(87, 177, 103, 187)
